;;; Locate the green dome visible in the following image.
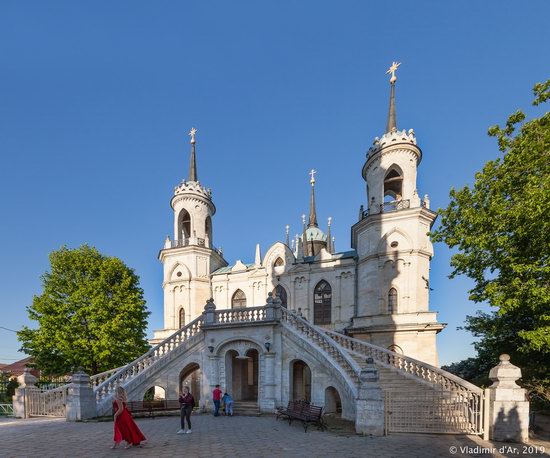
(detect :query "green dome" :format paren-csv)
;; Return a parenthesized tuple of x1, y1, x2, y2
(302, 226, 327, 242)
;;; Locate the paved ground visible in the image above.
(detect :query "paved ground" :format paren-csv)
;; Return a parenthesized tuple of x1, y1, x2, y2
(0, 414, 548, 458)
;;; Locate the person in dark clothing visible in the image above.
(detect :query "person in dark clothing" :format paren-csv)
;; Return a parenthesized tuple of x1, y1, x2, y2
(177, 386, 195, 434)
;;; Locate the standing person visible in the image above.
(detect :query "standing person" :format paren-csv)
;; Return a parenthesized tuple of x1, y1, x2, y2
(111, 386, 146, 449)
(222, 392, 234, 416)
(177, 385, 195, 434)
(212, 384, 222, 417)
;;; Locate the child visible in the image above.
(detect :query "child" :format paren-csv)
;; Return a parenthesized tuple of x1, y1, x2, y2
(222, 392, 234, 416)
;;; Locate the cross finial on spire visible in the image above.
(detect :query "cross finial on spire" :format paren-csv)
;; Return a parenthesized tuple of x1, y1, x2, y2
(189, 127, 197, 144)
(385, 62, 400, 133)
(309, 169, 316, 185)
(386, 61, 401, 84)
(187, 127, 198, 181)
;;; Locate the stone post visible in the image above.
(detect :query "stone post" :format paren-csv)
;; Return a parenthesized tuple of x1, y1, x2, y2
(12, 368, 38, 418)
(266, 293, 283, 321)
(265, 292, 275, 320)
(355, 358, 384, 436)
(66, 369, 97, 421)
(203, 298, 217, 326)
(485, 354, 530, 442)
(261, 352, 277, 411)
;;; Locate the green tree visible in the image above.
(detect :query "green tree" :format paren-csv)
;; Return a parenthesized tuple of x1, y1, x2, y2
(18, 245, 150, 376)
(432, 80, 550, 399)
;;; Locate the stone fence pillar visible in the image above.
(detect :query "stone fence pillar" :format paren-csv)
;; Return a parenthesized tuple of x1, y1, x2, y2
(485, 354, 529, 442)
(355, 358, 384, 436)
(66, 370, 97, 421)
(12, 368, 38, 418)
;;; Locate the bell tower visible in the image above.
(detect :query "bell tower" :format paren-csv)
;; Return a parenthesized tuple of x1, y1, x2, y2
(152, 128, 227, 343)
(350, 63, 444, 365)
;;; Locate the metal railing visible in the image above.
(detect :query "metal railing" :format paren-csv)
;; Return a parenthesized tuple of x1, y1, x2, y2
(380, 199, 410, 213)
(0, 403, 14, 416)
(25, 386, 68, 417)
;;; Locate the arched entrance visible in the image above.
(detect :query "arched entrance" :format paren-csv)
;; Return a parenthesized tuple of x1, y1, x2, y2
(225, 349, 259, 402)
(180, 363, 201, 406)
(290, 360, 311, 402)
(143, 386, 166, 401)
(324, 386, 342, 417)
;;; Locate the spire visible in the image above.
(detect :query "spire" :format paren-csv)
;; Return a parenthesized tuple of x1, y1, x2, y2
(385, 61, 401, 133)
(301, 214, 307, 258)
(308, 169, 318, 227)
(255, 243, 261, 266)
(327, 217, 332, 254)
(285, 225, 290, 247)
(188, 127, 198, 182)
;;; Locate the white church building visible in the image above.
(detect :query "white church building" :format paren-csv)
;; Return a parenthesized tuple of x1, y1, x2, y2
(152, 65, 444, 367)
(17, 66, 529, 441)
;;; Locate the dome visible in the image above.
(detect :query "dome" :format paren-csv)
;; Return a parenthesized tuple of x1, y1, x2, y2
(302, 226, 327, 242)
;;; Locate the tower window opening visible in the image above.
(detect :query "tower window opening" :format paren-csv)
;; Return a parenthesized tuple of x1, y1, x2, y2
(274, 257, 284, 267)
(178, 209, 191, 239)
(384, 168, 403, 201)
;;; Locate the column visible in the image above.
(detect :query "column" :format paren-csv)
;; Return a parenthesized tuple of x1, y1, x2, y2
(261, 353, 276, 412)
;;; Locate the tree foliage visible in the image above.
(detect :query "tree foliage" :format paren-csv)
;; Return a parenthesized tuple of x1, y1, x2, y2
(18, 245, 150, 376)
(432, 80, 550, 396)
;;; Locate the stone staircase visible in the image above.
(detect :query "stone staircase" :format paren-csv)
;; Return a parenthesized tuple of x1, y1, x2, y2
(231, 401, 261, 416)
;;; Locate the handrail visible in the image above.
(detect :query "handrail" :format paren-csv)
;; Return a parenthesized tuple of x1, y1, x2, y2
(94, 315, 204, 404)
(280, 308, 360, 389)
(322, 329, 482, 394)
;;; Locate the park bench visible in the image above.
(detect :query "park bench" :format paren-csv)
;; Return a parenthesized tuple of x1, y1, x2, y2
(276, 400, 326, 432)
(123, 399, 181, 418)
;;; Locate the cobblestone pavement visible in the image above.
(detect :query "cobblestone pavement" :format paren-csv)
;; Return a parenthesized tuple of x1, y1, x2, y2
(0, 415, 548, 458)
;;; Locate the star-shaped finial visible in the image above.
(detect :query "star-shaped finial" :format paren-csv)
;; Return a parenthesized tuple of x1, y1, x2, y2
(188, 127, 197, 144)
(386, 61, 401, 84)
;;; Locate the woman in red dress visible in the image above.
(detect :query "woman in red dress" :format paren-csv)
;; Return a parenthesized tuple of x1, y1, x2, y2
(111, 386, 147, 449)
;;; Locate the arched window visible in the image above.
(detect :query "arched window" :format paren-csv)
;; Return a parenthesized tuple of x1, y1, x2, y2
(384, 167, 403, 201)
(273, 257, 284, 267)
(178, 209, 191, 239)
(231, 289, 247, 308)
(273, 285, 288, 308)
(388, 288, 398, 314)
(314, 280, 332, 325)
(179, 308, 185, 328)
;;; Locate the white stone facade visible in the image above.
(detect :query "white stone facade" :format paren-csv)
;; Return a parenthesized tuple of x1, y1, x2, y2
(153, 81, 445, 367)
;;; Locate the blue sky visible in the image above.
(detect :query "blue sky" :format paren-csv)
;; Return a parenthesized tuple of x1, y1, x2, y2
(1, 1, 549, 366)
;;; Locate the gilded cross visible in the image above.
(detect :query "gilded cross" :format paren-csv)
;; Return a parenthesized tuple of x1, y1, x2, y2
(188, 127, 197, 144)
(309, 169, 317, 184)
(386, 61, 401, 83)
